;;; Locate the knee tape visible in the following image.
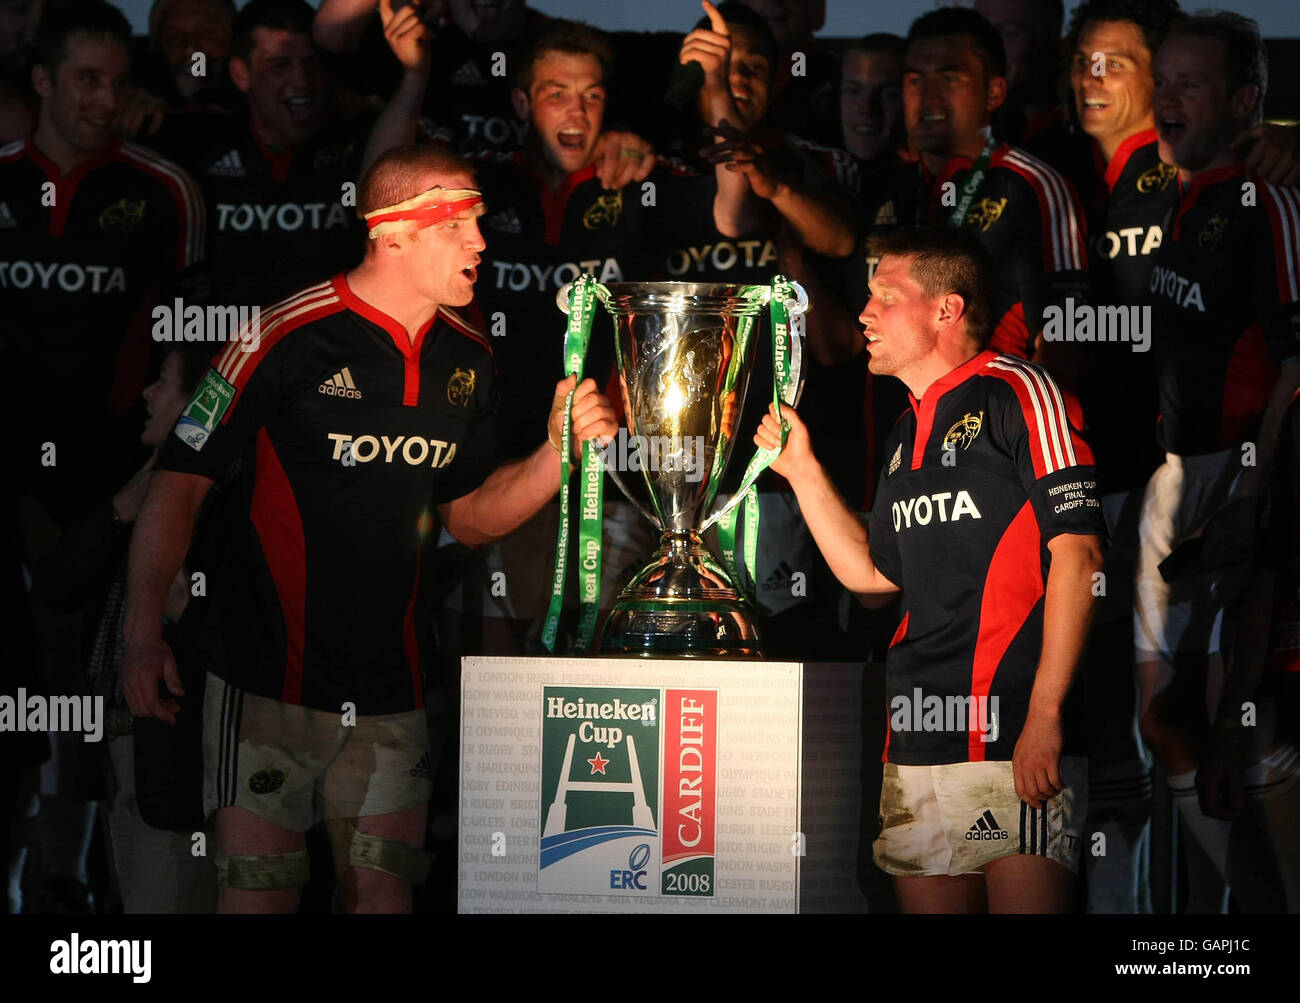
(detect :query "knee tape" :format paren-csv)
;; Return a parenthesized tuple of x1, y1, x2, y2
(344, 825, 430, 884)
(215, 850, 310, 890)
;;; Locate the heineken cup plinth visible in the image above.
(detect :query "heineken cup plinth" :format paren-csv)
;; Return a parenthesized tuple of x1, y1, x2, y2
(555, 278, 806, 658)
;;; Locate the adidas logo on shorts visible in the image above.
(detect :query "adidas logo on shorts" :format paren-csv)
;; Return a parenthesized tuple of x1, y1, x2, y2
(409, 751, 431, 779)
(964, 809, 1009, 840)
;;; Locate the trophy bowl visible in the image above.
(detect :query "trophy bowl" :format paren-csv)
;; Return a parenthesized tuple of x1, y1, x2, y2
(556, 278, 806, 658)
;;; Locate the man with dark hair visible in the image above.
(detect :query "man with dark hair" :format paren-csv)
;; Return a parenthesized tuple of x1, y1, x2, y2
(1057, 0, 1182, 914)
(734, 0, 840, 148)
(141, 0, 368, 308)
(755, 225, 1105, 913)
(854, 6, 1088, 376)
(1133, 11, 1300, 913)
(975, 0, 1066, 144)
(841, 33, 905, 168)
(0, 0, 206, 915)
(123, 144, 617, 913)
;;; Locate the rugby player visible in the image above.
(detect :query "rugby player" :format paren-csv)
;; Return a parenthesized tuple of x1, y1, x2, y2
(1136, 11, 1300, 910)
(1063, 0, 1183, 913)
(856, 7, 1088, 372)
(758, 226, 1105, 913)
(122, 144, 616, 913)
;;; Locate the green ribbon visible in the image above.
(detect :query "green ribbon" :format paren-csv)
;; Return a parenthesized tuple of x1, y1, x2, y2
(542, 276, 604, 653)
(715, 275, 798, 597)
(948, 133, 997, 227)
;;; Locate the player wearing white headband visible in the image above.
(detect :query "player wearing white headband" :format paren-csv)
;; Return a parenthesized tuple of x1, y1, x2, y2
(123, 144, 616, 914)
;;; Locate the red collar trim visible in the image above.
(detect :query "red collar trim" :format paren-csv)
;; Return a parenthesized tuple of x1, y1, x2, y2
(908, 350, 998, 413)
(332, 274, 437, 360)
(1104, 128, 1158, 192)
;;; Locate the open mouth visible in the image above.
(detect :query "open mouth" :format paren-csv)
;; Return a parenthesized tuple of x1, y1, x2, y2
(853, 123, 883, 136)
(917, 113, 948, 127)
(284, 94, 314, 119)
(1158, 118, 1187, 142)
(557, 128, 586, 151)
(1081, 98, 1110, 112)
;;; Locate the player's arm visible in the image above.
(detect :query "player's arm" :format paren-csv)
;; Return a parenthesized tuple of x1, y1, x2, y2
(438, 375, 617, 546)
(313, 0, 380, 53)
(1014, 531, 1103, 808)
(123, 470, 213, 723)
(360, 0, 432, 176)
(754, 402, 899, 598)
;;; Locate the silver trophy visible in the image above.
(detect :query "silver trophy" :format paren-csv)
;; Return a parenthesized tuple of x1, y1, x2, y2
(556, 279, 807, 657)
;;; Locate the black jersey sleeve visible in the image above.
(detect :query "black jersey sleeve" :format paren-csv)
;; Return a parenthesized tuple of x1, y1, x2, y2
(156, 332, 292, 481)
(989, 361, 1106, 544)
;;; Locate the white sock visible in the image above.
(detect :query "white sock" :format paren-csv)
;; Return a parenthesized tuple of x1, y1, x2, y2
(1168, 769, 1232, 880)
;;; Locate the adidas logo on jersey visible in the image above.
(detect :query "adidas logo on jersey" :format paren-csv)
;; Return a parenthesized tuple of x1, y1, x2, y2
(208, 150, 246, 177)
(451, 60, 487, 86)
(319, 367, 362, 399)
(762, 560, 795, 592)
(409, 750, 432, 779)
(965, 809, 1009, 840)
(0, 202, 15, 228)
(483, 208, 522, 234)
(873, 200, 897, 226)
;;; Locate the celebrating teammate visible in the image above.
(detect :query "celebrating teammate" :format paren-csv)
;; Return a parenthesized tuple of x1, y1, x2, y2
(122, 144, 616, 913)
(757, 226, 1105, 913)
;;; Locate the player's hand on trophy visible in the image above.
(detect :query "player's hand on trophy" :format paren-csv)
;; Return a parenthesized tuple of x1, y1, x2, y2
(679, 1, 732, 105)
(1231, 123, 1300, 187)
(122, 634, 184, 724)
(549, 375, 617, 461)
(593, 131, 657, 191)
(755, 401, 813, 480)
(1011, 710, 1064, 810)
(379, 0, 433, 76)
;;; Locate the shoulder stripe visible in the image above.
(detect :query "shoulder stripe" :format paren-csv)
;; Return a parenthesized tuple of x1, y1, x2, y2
(1261, 181, 1300, 305)
(1002, 149, 1086, 271)
(216, 283, 341, 388)
(211, 280, 334, 373)
(438, 305, 493, 354)
(117, 142, 207, 268)
(986, 355, 1082, 476)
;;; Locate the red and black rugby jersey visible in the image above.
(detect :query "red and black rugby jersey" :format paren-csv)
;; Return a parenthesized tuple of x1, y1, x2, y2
(1074, 130, 1177, 494)
(145, 109, 367, 308)
(866, 351, 1105, 766)
(1151, 165, 1300, 456)
(0, 136, 205, 515)
(856, 143, 1089, 361)
(156, 275, 500, 714)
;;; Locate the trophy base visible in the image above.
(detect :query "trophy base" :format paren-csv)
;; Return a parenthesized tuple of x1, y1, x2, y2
(598, 531, 763, 658)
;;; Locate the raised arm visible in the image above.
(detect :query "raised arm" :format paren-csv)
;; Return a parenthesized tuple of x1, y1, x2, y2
(360, 0, 433, 176)
(754, 402, 899, 597)
(313, 0, 380, 53)
(438, 375, 616, 546)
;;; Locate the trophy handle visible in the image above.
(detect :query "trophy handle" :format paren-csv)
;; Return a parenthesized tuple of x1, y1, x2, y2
(555, 280, 663, 530)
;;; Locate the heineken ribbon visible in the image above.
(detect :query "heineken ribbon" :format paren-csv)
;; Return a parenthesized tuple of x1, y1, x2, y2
(710, 275, 801, 596)
(542, 275, 604, 653)
(948, 133, 996, 228)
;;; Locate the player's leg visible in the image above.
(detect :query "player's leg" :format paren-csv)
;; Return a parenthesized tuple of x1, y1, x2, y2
(984, 855, 1074, 913)
(202, 674, 319, 914)
(214, 806, 306, 914)
(322, 706, 433, 914)
(893, 874, 986, 913)
(328, 806, 428, 914)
